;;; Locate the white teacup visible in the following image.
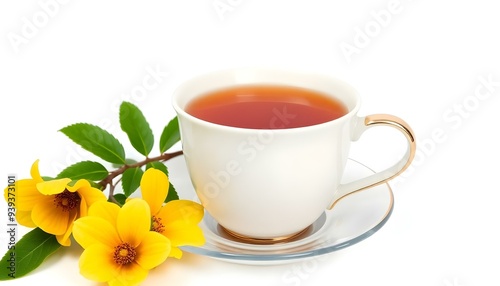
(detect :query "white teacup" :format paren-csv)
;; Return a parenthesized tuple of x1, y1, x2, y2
(172, 68, 415, 242)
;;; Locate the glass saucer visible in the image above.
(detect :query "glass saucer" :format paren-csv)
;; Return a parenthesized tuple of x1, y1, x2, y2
(165, 156, 394, 265)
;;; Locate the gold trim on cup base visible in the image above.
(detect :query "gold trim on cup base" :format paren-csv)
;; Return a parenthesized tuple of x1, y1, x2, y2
(219, 225, 312, 245)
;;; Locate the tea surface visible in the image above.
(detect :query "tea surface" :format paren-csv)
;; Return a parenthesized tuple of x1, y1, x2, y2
(185, 85, 348, 129)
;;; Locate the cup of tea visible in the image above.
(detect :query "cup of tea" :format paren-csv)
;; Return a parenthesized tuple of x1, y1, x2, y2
(172, 68, 416, 243)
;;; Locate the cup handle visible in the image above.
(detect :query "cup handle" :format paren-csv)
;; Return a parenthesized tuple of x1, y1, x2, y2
(328, 114, 416, 210)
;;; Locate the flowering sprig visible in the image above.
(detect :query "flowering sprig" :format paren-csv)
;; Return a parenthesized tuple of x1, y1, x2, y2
(0, 101, 204, 285)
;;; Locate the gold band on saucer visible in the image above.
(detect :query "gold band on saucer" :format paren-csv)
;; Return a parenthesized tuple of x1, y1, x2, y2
(219, 225, 311, 245)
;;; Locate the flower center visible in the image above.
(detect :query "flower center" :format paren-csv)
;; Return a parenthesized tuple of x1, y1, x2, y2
(151, 216, 165, 233)
(54, 190, 81, 212)
(113, 243, 137, 265)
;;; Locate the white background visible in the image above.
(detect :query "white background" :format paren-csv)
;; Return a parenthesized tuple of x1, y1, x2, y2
(1, 1, 499, 285)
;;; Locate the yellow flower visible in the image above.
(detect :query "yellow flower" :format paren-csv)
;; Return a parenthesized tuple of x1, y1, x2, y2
(140, 168, 205, 259)
(73, 199, 170, 286)
(3, 160, 106, 246)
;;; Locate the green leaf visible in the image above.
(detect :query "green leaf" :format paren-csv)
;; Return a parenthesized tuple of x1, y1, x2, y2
(159, 116, 180, 153)
(0, 228, 61, 280)
(56, 161, 108, 181)
(165, 182, 179, 203)
(60, 123, 126, 164)
(89, 180, 105, 191)
(122, 167, 144, 197)
(120, 102, 154, 156)
(112, 194, 127, 205)
(112, 158, 137, 169)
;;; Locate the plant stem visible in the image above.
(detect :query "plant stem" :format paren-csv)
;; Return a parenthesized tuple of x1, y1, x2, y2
(101, 150, 183, 201)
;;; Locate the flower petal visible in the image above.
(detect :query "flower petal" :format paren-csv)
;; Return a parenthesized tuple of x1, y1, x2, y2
(65, 179, 90, 192)
(79, 186, 106, 207)
(78, 195, 88, 218)
(6, 161, 44, 212)
(168, 247, 183, 259)
(15, 210, 36, 228)
(156, 200, 205, 247)
(108, 262, 148, 286)
(163, 225, 205, 247)
(36, 178, 71, 195)
(68, 180, 106, 206)
(88, 200, 120, 228)
(73, 216, 121, 249)
(31, 197, 71, 235)
(76, 182, 106, 219)
(79, 244, 120, 283)
(159, 200, 204, 226)
(56, 232, 71, 247)
(135, 232, 170, 270)
(9, 179, 43, 211)
(140, 168, 169, 215)
(30, 160, 44, 182)
(117, 199, 151, 247)
(56, 209, 78, 246)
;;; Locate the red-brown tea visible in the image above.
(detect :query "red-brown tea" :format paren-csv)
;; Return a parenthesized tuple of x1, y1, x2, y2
(185, 85, 348, 129)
